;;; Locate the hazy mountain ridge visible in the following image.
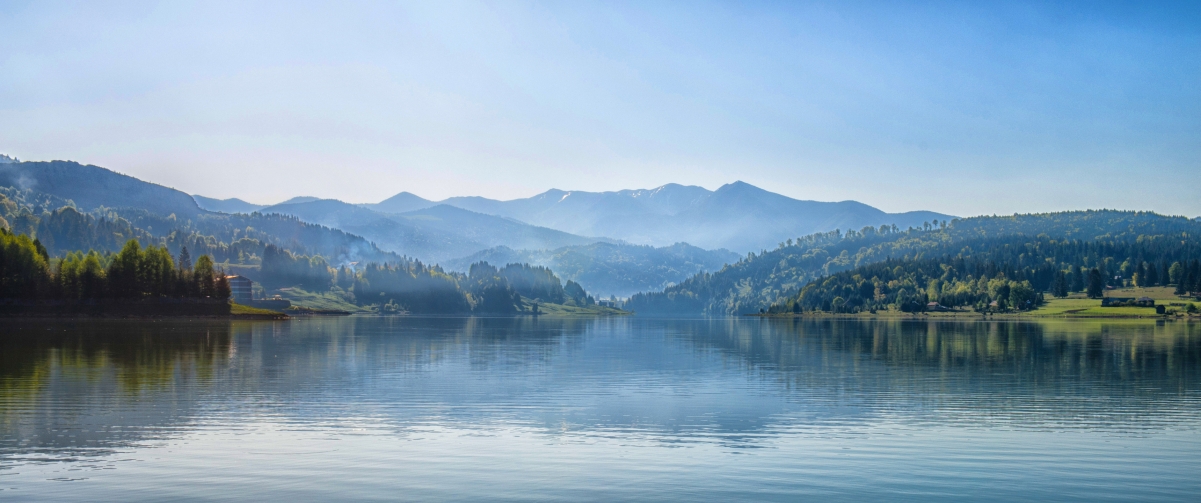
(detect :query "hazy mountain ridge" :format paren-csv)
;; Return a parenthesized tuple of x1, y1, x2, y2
(0, 161, 400, 265)
(362, 191, 434, 214)
(370, 181, 954, 253)
(192, 195, 266, 214)
(1, 161, 203, 217)
(443, 242, 741, 298)
(199, 179, 955, 262)
(258, 199, 613, 263)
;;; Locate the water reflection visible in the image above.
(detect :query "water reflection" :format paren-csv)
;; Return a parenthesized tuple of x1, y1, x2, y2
(4, 319, 1198, 450)
(0, 317, 1199, 500)
(677, 319, 1201, 431)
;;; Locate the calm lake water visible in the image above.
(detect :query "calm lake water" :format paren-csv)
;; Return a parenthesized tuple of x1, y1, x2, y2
(1, 317, 1199, 502)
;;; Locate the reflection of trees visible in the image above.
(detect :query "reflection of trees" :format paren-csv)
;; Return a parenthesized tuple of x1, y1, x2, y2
(0, 316, 600, 461)
(223, 316, 596, 378)
(673, 318, 1201, 427)
(2, 317, 1199, 462)
(1, 319, 234, 395)
(0, 320, 235, 459)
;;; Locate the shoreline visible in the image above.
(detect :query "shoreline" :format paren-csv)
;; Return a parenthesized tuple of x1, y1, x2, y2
(0, 312, 288, 320)
(751, 311, 1198, 321)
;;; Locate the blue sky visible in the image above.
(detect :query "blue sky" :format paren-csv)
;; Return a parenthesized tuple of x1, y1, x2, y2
(1, 1, 1198, 216)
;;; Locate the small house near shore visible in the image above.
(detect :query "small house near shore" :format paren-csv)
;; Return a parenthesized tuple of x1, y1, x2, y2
(227, 275, 253, 303)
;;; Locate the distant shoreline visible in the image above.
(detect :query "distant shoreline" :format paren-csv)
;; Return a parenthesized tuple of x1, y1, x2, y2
(0, 313, 287, 320)
(751, 310, 1198, 321)
(0, 300, 288, 320)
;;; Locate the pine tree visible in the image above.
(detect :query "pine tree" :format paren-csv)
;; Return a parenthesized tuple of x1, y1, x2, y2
(1053, 270, 1069, 298)
(178, 246, 192, 271)
(194, 255, 216, 297)
(1069, 266, 1084, 292)
(215, 270, 231, 300)
(1192, 260, 1201, 295)
(1087, 268, 1104, 299)
(107, 240, 142, 298)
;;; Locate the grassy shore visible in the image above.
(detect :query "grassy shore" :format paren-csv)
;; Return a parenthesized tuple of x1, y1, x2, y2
(757, 293, 1198, 320)
(230, 303, 289, 319)
(267, 288, 629, 317)
(533, 302, 630, 317)
(274, 288, 369, 313)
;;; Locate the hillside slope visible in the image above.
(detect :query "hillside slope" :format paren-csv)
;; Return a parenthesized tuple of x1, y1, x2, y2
(626, 211, 1201, 316)
(0, 161, 202, 217)
(259, 199, 610, 263)
(428, 181, 951, 252)
(444, 242, 740, 298)
(0, 162, 401, 265)
(192, 195, 266, 214)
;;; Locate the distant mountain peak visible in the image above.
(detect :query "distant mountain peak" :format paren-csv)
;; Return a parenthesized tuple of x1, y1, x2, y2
(0, 154, 19, 164)
(716, 180, 759, 192)
(378, 191, 429, 203)
(368, 191, 435, 214)
(192, 195, 265, 214)
(276, 196, 321, 205)
(649, 182, 704, 194)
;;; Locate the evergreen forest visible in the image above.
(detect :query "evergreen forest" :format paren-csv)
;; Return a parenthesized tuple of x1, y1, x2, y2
(0, 229, 230, 301)
(627, 211, 1201, 315)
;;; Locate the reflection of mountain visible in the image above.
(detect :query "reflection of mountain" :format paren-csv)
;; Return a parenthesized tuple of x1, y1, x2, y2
(2, 318, 1199, 461)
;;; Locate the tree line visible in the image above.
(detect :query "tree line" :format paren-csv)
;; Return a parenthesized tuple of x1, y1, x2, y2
(350, 260, 593, 314)
(1, 181, 602, 315)
(0, 228, 229, 301)
(627, 211, 1201, 316)
(768, 233, 1201, 314)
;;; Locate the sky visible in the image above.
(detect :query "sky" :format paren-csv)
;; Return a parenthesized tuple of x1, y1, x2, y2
(0, 1, 1198, 217)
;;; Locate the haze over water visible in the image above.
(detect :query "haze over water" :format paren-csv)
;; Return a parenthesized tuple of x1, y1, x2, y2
(1, 317, 1198, 501)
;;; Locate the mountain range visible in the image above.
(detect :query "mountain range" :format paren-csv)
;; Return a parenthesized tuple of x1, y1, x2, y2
(197, 182, 954, 254)
(0, 160, 400, 265)
(0, 157, 958, 298)
(3, 156, 1195, 315)
(256, 199, 611, 263)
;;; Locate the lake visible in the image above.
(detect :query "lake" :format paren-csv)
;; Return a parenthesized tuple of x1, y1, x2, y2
(1, 317, 1199, 501)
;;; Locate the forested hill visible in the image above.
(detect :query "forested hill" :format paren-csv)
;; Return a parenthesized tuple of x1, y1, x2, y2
(0, 163, 611, 315)
(625, 211, 1201, 316)
(770, 233, 1201, 314)
(0, 185, 400, 266)
(0, 161, 203, 217)
(443, 242, 740, 298)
